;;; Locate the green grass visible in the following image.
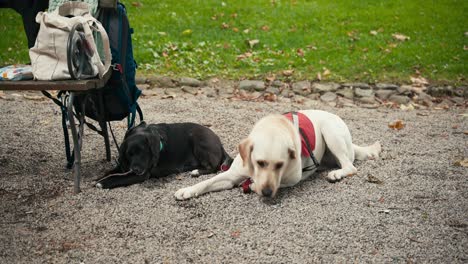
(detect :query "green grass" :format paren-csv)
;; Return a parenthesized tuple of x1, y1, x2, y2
(1, 0, 466, 83)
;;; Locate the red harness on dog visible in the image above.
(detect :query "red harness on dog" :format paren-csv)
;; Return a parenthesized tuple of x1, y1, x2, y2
(241, 112, 319, 193)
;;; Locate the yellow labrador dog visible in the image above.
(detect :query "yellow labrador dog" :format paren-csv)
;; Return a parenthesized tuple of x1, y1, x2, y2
(175, 110, 381, 200)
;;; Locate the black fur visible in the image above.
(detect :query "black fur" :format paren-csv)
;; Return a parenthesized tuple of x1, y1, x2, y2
(96, 121, 233, 189)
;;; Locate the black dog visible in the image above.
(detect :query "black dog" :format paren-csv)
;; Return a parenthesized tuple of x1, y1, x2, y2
(95, 121, 233, 189)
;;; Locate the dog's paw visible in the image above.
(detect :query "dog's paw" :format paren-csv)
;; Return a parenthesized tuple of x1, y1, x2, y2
(326, 166, 357, 182)
(189, 169, 200, 177)
(96, 182, 103, 189)
(175, 187, 198, 200)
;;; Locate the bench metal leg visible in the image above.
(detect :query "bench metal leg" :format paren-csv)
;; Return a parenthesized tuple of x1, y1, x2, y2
(67, 92, 82, 194)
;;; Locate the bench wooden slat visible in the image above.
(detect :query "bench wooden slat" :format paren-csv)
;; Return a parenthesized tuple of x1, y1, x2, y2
(0, 72, 111, 91)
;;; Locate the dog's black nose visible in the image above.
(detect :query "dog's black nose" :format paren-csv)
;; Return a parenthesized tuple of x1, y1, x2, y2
(261, 188, 273, 197)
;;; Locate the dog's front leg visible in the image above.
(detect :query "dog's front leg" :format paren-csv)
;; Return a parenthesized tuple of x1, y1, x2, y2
(175, 156, 247, 200)
(96, 173, 149, 189)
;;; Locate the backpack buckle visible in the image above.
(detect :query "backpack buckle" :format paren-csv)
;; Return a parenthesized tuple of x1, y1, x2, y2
(112, 63, 123, 73)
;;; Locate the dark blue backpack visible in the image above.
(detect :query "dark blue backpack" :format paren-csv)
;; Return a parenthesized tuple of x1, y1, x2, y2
(43, 2, 143, 168)
(74, 2, 143, 127)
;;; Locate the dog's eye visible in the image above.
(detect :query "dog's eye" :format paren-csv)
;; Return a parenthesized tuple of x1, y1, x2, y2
(257, 160, 267, 168)
(275, 162, 283, 170)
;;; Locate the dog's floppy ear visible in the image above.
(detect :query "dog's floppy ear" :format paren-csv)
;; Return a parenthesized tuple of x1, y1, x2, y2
(239, 138, 254, 169)
(145, 131, 161, 165)
(124, 121, 147, 138)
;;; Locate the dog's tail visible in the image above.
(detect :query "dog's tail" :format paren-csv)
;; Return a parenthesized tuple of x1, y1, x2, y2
(220, 148, 234, 172)
(353, 141, 382, 160)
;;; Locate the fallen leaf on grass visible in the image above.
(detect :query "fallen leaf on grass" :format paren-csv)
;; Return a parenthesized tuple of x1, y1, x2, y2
(388, 120, 405, 130)
(221, 22, 229, 29)
(316, 72, 322, 81)
(261, 25, 270, 31)
(236, 52, 252, 61)
(410, 76, 429, 87)
(131, 2, 142, 7)
(246, 39, 260, 49)
(392, 33, 410, 41)
(265, 75, 276, 83)
(453, 158, 468, 167)
(282, 69, 294, 76)
(370, 30, 378, 36)
(296, 48, 304, 57)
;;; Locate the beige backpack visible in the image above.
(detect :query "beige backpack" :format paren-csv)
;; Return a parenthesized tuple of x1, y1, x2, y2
(29, 1, 111, 80)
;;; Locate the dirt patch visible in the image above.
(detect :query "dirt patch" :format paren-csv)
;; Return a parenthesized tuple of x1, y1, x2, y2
(0, 93, 467, 263)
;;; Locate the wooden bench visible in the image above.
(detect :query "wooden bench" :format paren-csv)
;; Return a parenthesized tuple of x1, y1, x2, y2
(0, 72, 112, 193)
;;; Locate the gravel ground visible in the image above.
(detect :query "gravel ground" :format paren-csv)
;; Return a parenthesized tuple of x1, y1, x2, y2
(0, 90, 467, 263)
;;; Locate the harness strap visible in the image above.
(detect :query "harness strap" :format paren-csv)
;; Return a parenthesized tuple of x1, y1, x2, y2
(291, 112, 320, 171)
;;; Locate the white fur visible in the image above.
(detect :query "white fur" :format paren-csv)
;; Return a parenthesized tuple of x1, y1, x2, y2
(175, 110, 381, 200)
(190, 169, 200, 177)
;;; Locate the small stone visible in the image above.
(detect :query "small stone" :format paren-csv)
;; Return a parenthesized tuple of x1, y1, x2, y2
(336, 88, 354, 99)
(375, 83, 399, 90)
(181, 86, 200, 95)
(179, 77, 202, 87)
(450, 96, 465, 105)
(428, 86, 451, 97)
(147, 76, 176, 88)
(271, 80, 285, 87)
(265, 87, 280, 95)
(280, 88, 295, 98)
(354, 88, 374, 97)
(397, 85, 412, 95)
(337, 97, 356, 108)
(312, 82, 340, 93)
(413, 91, 432, 102)
(138, 84, 150, 90)
(266, 248, 274, 256)
(200, 87, 217, 97)
(375, 89, 395, 100)
(307, 93, 320, 100)
(454, 86, 467, 98)
(239, 80, 265, 91)
(388, 94, 410, 104)
(342, 82, 370, 89)
(320, 92, 337, 102)
(437, 99, 453, 108)
(135, 76, 147, 84)
(357, 96, 377, 104)
(292, 81, 311, 96)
